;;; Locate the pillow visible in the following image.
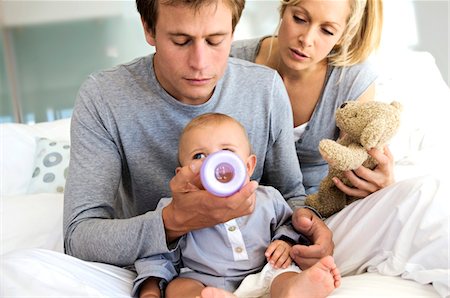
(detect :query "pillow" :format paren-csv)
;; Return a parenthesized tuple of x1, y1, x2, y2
(0, 118, 71, 196)
(27, 138, 71, 194)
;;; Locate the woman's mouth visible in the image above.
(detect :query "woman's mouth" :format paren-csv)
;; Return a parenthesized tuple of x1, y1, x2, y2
(290, 48, 309, 60)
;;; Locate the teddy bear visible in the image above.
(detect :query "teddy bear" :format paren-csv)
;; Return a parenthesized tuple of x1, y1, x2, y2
(305, 100, 402, 218)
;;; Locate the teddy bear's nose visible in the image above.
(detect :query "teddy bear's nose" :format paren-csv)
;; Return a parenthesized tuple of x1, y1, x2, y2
(340, 103, 348, 109)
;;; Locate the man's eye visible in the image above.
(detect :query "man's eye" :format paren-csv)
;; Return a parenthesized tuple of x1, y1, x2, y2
(206, 38, 223, 46)
(193, 153, 206, 160)
(173, 40, 189, 46)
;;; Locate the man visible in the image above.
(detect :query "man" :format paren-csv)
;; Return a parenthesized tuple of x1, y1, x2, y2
(63, 0, 332, 296)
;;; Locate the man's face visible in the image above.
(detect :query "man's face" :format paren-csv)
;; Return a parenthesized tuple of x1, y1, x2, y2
(144, 1, 234, 105)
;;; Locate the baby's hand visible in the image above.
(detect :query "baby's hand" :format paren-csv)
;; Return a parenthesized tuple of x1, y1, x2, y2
(265, 240, 292, 269)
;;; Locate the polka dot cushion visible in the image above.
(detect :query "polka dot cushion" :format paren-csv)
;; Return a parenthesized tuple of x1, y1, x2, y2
(27, 138, 70, 194)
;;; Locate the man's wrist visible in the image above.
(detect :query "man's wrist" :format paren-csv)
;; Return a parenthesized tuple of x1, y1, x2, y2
(162, 204, 186, 243)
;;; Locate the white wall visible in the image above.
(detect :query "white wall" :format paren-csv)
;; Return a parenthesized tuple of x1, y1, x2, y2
(236, 0, 449, 87)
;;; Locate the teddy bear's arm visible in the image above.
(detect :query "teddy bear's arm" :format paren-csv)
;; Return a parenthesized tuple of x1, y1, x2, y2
(319, 139, 368, 171)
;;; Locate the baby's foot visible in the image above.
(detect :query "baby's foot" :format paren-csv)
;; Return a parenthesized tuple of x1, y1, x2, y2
(276, 255, 341, 298)
(199, 286, 237, 298)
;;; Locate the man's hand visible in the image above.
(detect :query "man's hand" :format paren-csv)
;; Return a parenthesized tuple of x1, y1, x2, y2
(290, 208, 334, 269)
(333, 145, 395, 198)
(265, 240, 293, 269)
(163, 159, 258, 242)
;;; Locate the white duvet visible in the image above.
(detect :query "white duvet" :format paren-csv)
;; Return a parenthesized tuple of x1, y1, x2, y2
(1, 177, 448, 298)
(1, 249, 441, 297)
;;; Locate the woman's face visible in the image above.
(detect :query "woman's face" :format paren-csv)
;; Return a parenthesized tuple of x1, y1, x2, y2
(278, 0, 350, 71)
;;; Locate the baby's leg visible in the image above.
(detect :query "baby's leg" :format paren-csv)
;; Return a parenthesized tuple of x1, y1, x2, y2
(165, 277, 205, 298)
(200, 287, 237, 298)
(270, 256, 341, 298)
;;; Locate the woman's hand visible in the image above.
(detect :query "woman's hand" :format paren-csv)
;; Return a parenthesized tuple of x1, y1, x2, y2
(333, 145, 395, 198)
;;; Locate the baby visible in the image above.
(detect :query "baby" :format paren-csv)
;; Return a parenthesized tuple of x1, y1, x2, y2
(141, 113, 340, 298)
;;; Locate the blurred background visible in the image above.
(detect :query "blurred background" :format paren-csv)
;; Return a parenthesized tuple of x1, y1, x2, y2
(0, 0, 449, 124)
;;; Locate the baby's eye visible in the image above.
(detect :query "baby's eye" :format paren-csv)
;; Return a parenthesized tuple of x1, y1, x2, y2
(193, 153, 206, 160)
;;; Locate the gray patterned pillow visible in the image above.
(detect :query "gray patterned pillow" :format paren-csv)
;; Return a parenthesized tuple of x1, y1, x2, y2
(27, 138, 70, 194)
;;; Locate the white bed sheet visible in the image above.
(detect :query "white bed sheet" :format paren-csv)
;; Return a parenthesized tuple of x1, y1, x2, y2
(1, 193, 64, 255)
(1, 182, 446, 297)
(1, 249, 440, 298)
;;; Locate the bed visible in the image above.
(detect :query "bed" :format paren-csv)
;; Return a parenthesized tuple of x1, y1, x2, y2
(1, 50, 449, 297)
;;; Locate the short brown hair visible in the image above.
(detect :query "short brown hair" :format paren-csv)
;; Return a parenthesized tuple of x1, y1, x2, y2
(137, 0, 245, 35)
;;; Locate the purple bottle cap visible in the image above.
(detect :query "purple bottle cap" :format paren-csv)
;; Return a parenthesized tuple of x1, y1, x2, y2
(200, 150, 246, 197)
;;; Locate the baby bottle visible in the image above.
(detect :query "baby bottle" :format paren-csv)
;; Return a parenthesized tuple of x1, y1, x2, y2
(200, 150, 246, 197)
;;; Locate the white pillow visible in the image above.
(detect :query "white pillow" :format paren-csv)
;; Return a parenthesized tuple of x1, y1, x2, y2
(0, 118, 71, 196)
(374, 50, 450, 165)
(27, 138, 71, 194)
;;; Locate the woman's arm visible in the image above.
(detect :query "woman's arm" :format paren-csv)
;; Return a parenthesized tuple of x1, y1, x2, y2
(334, 83, 395, 197)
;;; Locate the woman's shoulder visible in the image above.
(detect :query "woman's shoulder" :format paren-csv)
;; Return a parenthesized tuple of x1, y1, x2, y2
(230, 37, 266, 62)
(329, 58, 378, 86)
(333, 58, 377, 75)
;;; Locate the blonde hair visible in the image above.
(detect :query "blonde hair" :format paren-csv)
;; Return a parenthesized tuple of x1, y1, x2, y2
(279, 0, 383, 66)
(179, 113, 251, 154)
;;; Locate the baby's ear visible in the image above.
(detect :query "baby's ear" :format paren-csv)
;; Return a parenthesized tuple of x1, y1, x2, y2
(245, 154, 257, 177)
(175, 167, 182, 174)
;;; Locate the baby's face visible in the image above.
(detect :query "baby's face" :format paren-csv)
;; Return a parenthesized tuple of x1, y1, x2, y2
(178, 121, 252, 169)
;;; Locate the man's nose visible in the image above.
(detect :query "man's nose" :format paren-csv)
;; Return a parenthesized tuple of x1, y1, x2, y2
(189, 42, 208, 71)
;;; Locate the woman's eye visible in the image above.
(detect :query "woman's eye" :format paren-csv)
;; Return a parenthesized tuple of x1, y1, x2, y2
(293, 16, 306, 23)
(193, 153, 206, 160)
(322, 29, 334, 36)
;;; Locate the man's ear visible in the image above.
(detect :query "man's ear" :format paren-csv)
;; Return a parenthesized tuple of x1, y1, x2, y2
(245, 154, 257, 177)
(141, 17, 156, 46)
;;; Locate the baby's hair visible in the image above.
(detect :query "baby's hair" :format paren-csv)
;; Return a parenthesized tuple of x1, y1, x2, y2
(278, 0, 383, 66)
(180, 113, 252, 153)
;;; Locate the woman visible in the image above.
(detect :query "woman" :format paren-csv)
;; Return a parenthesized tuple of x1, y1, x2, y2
(231, 0, 391, 197)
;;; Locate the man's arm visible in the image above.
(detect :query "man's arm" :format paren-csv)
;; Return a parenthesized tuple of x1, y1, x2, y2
(64, 78, 170, 265)
(261, 73, 307, 206)
(264, 74, 334, 269)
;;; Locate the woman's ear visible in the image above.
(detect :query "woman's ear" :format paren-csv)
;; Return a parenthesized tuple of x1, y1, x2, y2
(141, 17, 156, 46)
(245, 154, 257, 177)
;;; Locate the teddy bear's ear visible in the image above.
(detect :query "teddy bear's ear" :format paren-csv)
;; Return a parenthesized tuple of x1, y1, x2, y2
(360, 117, 387, 149)
(391, 101, 403, 111)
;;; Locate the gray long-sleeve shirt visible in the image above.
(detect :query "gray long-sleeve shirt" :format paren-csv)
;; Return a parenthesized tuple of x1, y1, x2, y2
(231, 37, 377, 192)
(63, 54, 306, 288)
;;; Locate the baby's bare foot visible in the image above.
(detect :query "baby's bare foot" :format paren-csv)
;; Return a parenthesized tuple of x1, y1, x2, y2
(272, 255, 341, 298)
